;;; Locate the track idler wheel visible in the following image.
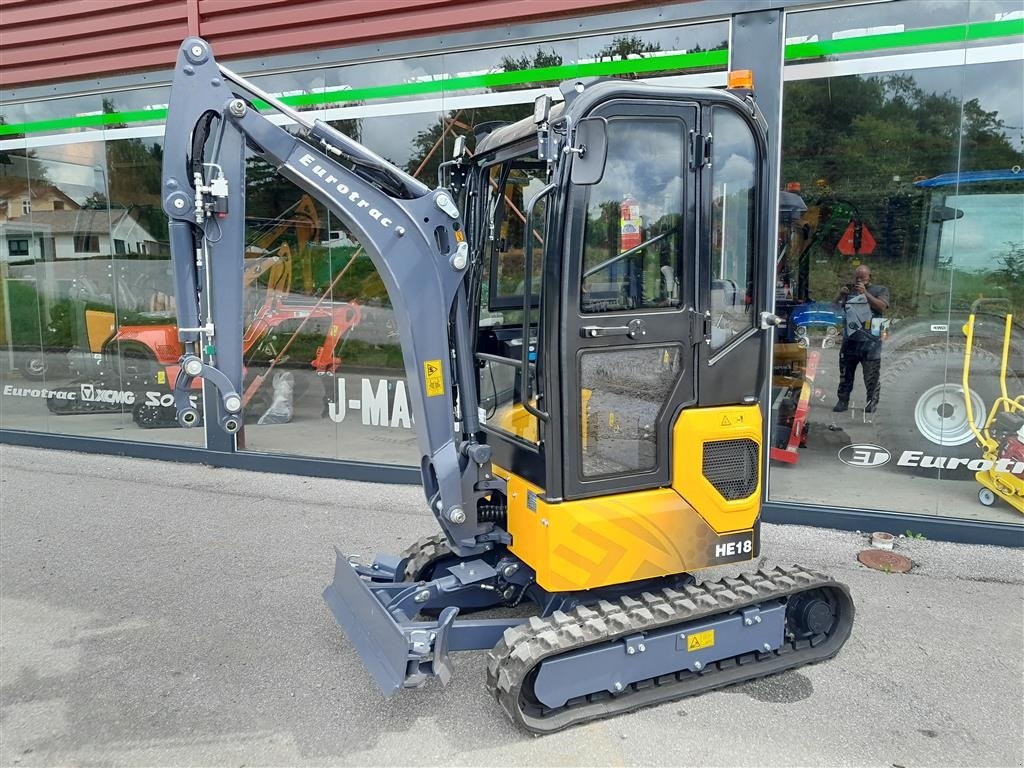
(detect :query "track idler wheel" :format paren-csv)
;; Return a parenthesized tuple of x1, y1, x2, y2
(398, 534, 505, 615)
(785, 588, 838, 639)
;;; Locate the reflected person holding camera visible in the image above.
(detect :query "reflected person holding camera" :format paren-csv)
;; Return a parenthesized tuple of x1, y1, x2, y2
(834, 264, 889, 413)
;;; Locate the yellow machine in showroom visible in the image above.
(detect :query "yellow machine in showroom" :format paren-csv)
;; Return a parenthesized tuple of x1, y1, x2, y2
(160, 36, 854, 732)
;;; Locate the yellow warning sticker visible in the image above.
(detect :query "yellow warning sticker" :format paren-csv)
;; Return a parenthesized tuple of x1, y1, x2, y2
(424, 359, 445, 397)
(157, 370, 166, 385)
(687, 629, 715, 652)
(721, 415, 731, 426)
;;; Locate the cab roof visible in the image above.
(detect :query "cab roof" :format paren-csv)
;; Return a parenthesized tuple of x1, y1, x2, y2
(473, 101, 566, 157)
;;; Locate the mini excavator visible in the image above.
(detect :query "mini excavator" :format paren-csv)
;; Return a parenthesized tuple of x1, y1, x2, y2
(162, 38, 854, 733)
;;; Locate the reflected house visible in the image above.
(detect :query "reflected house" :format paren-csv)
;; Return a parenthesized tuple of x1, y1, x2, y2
(0, 178, 75, 261)
(0, 178, 161, 262)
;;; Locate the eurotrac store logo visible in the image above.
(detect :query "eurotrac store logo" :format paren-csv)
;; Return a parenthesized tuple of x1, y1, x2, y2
(838, 443, 1024, 474)
(837, 444, 891, 468)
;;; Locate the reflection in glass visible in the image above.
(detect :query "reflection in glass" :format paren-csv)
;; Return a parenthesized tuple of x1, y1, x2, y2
(237, 109, 460, 464)
(786, 0, 1024, 60)
(709, 108, 757, 348)
(0, 129, 202, 444)
(772, 50, 1024, 523)
(581, 118, 685, 314)
(579, 345, 683, 478)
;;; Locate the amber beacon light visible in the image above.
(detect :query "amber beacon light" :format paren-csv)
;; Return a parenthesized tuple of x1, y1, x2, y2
(727, 69, 754, 90)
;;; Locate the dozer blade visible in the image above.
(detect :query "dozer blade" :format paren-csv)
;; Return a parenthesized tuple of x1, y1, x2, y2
(322, 548, 411, 695)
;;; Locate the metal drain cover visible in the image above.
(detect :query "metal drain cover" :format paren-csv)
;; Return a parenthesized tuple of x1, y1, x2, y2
(858, 549, 912, 573)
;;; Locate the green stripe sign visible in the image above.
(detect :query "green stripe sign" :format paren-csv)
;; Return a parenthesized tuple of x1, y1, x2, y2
(1, 18, 1021, 138)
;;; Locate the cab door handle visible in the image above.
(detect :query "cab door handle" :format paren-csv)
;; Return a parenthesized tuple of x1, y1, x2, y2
(580, 318, 647, 339)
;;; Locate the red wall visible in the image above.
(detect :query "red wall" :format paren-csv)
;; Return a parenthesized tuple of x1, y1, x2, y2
(0, 0, 654, 89)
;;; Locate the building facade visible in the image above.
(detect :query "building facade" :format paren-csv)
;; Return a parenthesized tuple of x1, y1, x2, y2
(1, 0, 1022, 544)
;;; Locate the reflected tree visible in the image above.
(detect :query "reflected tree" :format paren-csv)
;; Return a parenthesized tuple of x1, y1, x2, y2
(99, 99, 167, 241)
(782, 73, 1023, 311)
(404, 48, 565, 182)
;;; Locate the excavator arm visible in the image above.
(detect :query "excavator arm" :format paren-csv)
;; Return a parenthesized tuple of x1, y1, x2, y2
(161, 38, 495, 554)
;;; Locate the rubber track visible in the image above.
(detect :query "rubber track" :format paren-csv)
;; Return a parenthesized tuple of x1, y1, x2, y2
(46, 389, 127, 415)
(399, 533, 453, 581)
(485, 565, 854, 734)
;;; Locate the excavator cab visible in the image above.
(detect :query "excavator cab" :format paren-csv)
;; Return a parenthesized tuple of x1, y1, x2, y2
(160, 38, 852, 734)
(460, 82, 774, 593)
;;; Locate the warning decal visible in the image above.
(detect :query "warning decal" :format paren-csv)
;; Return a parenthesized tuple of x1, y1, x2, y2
(424, 359, 445, 397)
(687, 629, 715, 652)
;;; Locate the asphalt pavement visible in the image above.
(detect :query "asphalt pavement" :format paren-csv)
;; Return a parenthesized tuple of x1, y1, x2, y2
(1, 444, 1022, 767)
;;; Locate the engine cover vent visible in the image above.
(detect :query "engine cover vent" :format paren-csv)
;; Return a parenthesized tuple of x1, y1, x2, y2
(702, 438, 759, 500)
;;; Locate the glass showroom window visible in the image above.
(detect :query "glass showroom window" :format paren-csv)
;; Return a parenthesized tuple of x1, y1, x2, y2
(231, 17, 732, 466)
(770, 0, 1024, 525)
(0, 85, 205, 446)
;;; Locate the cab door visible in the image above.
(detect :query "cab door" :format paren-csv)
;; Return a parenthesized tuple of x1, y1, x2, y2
(698, 103, 769, 406)
(561, 101, 701, 499)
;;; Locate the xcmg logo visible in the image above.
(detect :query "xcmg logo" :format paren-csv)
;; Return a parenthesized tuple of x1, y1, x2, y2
(837, 444, 892, 468)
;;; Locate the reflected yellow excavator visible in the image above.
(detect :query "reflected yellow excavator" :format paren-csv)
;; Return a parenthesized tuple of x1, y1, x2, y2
(47, 195, 362, 426)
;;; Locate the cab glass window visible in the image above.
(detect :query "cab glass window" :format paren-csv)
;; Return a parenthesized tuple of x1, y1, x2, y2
(709, 108, 758, 349)
(484, 161, 548, 313)
(475, 153, 548, 446)
(580, 118, 686, 313)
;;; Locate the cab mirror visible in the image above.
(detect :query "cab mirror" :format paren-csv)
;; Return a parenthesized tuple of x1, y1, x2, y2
(570, 117, 608, 186)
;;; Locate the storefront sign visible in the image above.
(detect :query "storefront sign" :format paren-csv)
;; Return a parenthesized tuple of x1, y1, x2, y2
(837, 442, 1024, 475)
(327, 376, 412, 429)
(2, 383, 135, 404)
(897, 450, 1024, 475)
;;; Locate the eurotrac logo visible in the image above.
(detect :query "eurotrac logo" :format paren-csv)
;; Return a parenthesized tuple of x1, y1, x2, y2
(296, 154, 394, 229)
(837, 444, 1024, 474)
(897, 450, 1024, 474)
(837, 444, 891, 467)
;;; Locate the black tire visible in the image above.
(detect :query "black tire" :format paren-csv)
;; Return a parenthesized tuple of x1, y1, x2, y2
(876, 343, 1019, 479)
(20, 352, 49, 381)
(132, 400, 190, 429)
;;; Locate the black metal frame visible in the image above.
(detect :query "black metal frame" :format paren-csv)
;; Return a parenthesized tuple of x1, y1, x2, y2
(560, 99, 702, 500)
(697, 100, 773, 408)
(467, 134, 551, 490)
